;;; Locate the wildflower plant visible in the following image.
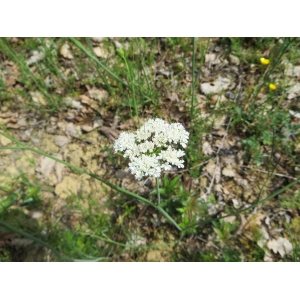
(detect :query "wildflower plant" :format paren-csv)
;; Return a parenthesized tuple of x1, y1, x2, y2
(114, 118, 189, 204)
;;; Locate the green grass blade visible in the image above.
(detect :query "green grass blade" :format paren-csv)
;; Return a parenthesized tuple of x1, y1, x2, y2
(69, 37, 130, 89)
(0, 219, 61, 259)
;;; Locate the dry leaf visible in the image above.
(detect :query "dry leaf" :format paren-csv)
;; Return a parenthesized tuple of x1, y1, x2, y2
(201, 76, 231, 94)
(287, 83, 300, 100)
(205, 53, 221, 66)
(81, 122, 101, 132)
(222, 165, 236, 177)
(232, 199, 240, 208)
(205, 160, 217, 177)
(30, 91, 47, 106)
(267, 237, 293, 257)
(215, 165, 221, 183)
(100, 126, 119, 140)
(93, 47, 109, 58)
(221, 213, 236, 224)
(212, 115, 227, 130)
(88, 89, 109, 101)
(285, 63, 300, 77)
(54, 135, 70, 147)
(202, 141, 213, 155)
(65, 123, 82, 138)
(55, 154, 64, 183)
(60, 43, 74, 59)
(229, 54, 240, 65)
(63, 97, 83, 110)
(165, 91, 179, 102)
(0, 135, 12, 146)
(38, 156, 56, 177)
(289, 110, 300, 119)
(27, 47, 45, 65)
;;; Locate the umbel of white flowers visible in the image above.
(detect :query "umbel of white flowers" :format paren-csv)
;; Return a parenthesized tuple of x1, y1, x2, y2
(114, 118, 189, 180)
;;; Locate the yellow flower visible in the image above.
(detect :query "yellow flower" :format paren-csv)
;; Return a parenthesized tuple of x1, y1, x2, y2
(269, 83, 277, 90)
(260, 57, 270, 65)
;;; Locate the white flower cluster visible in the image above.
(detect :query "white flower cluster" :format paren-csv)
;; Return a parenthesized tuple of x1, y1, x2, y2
(114, 118, 189, 179)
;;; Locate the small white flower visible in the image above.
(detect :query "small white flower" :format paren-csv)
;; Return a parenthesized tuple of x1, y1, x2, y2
(114, 118, 189, 179)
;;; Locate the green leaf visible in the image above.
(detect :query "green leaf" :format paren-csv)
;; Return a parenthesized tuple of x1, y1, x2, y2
(169, 175, 182, 190)
(0, 198, 17, 213)
(163, 175, 168, 187)
(150, 188, 166, 195)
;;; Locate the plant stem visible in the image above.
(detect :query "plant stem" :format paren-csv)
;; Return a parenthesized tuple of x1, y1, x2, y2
(190, 37, 196, 119)
(156, 177, 161, 206)
(0, 220, 61, 260)
(70, 37, 130, 89)
(0, 130, 181, 231)
(117, 49, 140, 127)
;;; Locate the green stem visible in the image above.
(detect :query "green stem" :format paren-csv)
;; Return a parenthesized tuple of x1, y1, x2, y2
(0, 130, 181, 231)
(117, 49, 140, 127)
(190, 37, 196, 119)
(156, 177, 161, 206)
(0, 220, 61, 259)
(70, 37, 130, 89)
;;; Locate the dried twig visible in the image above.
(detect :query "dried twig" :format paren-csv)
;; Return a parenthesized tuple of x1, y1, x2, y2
(241, 165, 297, 180)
